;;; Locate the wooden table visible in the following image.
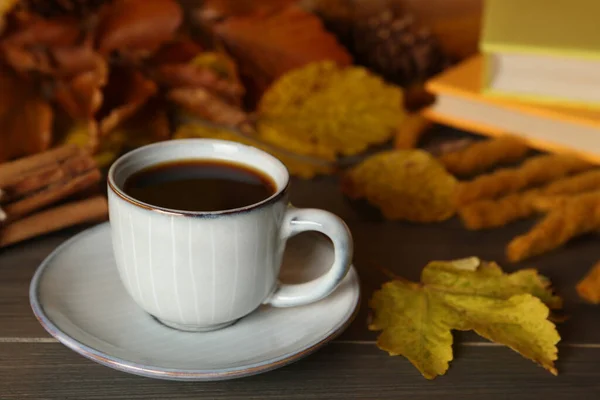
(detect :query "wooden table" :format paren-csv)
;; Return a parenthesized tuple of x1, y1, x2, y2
(2, 169, 600, 399)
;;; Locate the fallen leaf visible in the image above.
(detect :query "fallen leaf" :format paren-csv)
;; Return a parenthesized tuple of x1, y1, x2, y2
(168, 87, 247, 127)
(369, 257, 561, 379)
(342, 149, 456, 222)
(0, 12, 82, 75)
(439, 136, 530, 177)
(93, 99, 170, 168)
(506, 193, 600, 263)
(96, 0, 183, 59)
(393, 113, 432, 149)
(150, 37, 204, 64)
(153, 51, 244, 104)
(196, 0, 294, 22)
(213, 4, 352, 100)
(257, 61, 404, 158)
(57, 119, 99, 153)
(53, 56, 108, 120)
(577, 260, 600, 304)
(50, 42, 106, 78)
(456, 154, 593, 206)
(1, 12, 80, 47)
(173, 122, 334, 179)
(0, 65, 52, 162)
(97, 66, 157, 135)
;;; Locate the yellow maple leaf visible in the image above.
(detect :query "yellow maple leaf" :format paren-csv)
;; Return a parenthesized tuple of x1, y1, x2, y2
(342, 149, 457, 222)
(257, 61, 405, 159)
(173, 122, 334, 179)
(369, 257, 562, 379)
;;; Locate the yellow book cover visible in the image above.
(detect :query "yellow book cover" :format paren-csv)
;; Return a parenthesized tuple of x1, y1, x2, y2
(423, 55, 600, 163)
(480, 0, 600, 59)
(479, 0, 600, 107)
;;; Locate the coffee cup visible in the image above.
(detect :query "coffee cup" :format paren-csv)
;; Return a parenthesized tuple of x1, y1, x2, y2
(107, 139, 353, 332)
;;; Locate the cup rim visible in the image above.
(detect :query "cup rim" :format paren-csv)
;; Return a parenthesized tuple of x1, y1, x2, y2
(107, 139, 290, 217)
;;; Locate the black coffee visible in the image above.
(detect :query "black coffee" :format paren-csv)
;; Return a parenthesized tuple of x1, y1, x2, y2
(123, 159, 277, 212)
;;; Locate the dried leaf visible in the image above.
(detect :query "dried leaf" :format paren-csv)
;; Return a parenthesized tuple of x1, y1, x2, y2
(1, 13, 80, 47)
(458, 193, 540, 230)
(173, 122, 334, 179)
(168, 87, 247, 127)
(98, 66, 157, 135)
(458, 170, 600, 230)
(258, 61, 404, 158)
(507, 193, 600, 262)
(577, 260, 600, 304)
(214, 4, 351, 98)
(342, 150, 457, 222)
(196, 0, 294, 22)
(456, 154, 594, 206)
(0, 12, 82, 75)
(439, 136, 530, 177)
(58, 119, 99, 153)
(96, 0, 183, 59)
(154, 51, 244, 104)
(50, 43, 106, 78)
(0, 65, 52, 162)
(151, 37, 204, 64)
(94, 99, 171, 168)
(369, 257, 561, 379)
(53, 56, 108, 120)
(393, 113, 432, 149)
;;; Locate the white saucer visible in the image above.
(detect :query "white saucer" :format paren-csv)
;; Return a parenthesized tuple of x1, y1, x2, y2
(29, 222, 360, 381)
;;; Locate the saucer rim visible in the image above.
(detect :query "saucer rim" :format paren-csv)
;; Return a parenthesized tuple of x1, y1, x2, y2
(29, 222, 361, 381)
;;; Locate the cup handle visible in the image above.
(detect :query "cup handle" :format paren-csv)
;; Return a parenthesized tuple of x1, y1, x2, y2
(265, 206, 353, 308)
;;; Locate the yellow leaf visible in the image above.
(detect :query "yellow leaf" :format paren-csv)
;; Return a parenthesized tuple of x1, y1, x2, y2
(257, 61, 405, 159)
(342, 149, 457, 222)
(173, 122, 334, 179)
(369, 258, 561, 379)
(190, 51, 240, 82)
(59, 120, 99, 151)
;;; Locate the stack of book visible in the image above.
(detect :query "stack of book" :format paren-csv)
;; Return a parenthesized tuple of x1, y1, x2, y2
(423, 0, 600, 163)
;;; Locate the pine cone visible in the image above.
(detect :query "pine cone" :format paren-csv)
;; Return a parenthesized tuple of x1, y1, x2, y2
(17, 0, 107, 18)
(353, 9, 450, 87)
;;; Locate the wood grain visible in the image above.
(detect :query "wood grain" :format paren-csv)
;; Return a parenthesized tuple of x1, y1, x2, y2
(1, 343, 599, 399)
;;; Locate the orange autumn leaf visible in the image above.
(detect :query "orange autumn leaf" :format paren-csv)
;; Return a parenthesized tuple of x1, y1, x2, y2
(153, 51, 244, 104)
(168, 87, 247, 127)
(150, 37, 204, 65)
(0, 12, 82, 76)
(577, 261, 600, 304)
(97, 66, 157, 135)
(0, 65, 52, 162)
(214, 4, 352, 97)
(53, 55, 108, 120)
(197, 0, 295, 21)
(96, 0, 183, 59)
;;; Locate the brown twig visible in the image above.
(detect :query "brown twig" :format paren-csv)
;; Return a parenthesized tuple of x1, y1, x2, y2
(0, 144, 80, 186)
(3, 168, 101, 222)
(0, 196, 108, 248)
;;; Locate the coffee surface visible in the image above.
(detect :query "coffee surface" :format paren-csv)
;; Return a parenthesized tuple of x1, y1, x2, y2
(123, 159, 277, 212)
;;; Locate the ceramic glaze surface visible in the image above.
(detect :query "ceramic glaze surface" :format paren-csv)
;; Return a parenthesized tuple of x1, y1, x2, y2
(30, 223, 360, 381)
(108, 189, 286, 328)
(106, 139, 353, 331)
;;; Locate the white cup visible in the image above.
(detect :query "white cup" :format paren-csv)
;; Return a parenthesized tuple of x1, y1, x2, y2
(107, 139, 353, 332)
